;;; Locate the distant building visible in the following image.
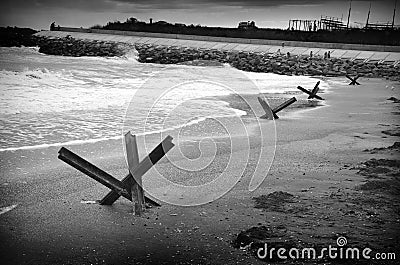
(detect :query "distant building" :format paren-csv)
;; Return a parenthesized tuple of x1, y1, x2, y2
(238, 21, 257, 29)
(174, 23, 186, 27)
(126, 17, 138, 24)
(154, 21, 169, 26)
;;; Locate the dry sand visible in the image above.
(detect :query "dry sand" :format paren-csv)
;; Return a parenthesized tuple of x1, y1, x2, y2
(0, 77, 399, 265)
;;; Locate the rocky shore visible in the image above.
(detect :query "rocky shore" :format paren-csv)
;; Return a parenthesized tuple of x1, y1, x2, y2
(135, 43, 400, 81)
(0, 27, 38, 47)
(36, 36, 133, 57)
(35, 36, 400, 81)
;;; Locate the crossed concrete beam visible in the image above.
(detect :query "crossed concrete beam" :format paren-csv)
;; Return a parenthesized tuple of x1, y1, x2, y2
(258, 96, 297, 120)
(346, 75, 361, 85)
(58, 134, 174, 215)
(297, 81, 324, 100)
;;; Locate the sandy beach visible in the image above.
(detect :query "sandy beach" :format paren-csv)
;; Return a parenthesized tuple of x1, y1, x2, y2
(0, 76, 399, 264)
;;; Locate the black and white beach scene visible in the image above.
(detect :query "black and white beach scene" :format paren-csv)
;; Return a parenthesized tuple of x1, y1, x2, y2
(0, 0, 399, 264)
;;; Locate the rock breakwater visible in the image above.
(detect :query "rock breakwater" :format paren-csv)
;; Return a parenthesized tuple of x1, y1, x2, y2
(35, 37, 399, 81)
(36, 36, 133, 57)
(135, 43, 400, 81)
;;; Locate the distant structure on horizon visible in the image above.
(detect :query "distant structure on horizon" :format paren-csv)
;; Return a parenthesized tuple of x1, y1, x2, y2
(238, 21, 257, 29)
(364, 0, 398, 30)
(288, 16, 398, 31)
(288, 0, 398, 31)
(288, 16, 346, 31)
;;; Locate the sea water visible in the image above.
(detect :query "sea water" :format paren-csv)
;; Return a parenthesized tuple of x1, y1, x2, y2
(0, 46, 326, 151)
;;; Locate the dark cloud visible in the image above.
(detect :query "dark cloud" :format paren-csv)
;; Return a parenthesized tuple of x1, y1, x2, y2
(0, 0, 395, 29)
(110, 0, 394, 9)
(1, 0, 116, 12)
(1, 0, 394, 13)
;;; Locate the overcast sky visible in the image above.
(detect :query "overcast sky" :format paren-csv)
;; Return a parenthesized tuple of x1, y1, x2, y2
(0, 0, 398, 30)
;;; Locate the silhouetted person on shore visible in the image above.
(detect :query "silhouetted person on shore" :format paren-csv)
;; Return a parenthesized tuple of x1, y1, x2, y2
(328, 51, 331, 58)
(50, 22, 55, 31)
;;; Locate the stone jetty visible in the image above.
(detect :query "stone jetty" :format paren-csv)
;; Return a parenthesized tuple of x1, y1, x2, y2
(36, 36, 133, 57)
(35, 36, 400, 81)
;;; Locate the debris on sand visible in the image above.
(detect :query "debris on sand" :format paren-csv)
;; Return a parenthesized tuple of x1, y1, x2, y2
(386, 142, 400, 150)
(356, 158, 400, 195)
(233, 226, 277, 249)
(387, 96, 400, 103)
(232, 225, 296, 261)
(80, 200, 98, 204)
(253, 191, 295, 212)
(382, 128, 400, 137)
(364, 142, 400, 153)
(357, 180, 400, 194)
(358, 159, 400, 175)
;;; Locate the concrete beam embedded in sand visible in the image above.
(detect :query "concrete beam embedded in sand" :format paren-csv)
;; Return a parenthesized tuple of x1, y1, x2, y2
(124, 132, 144, 216)
(58, 147, 129, 197)
(58, 135, 174, 208)
(99, 135, 175, 206)
(346, 75, 361, 85)
(258, 96, 297, 120)
(272, 97, 297, 114)
(258, 97, 276, 120)
(297, 81, 324, 100)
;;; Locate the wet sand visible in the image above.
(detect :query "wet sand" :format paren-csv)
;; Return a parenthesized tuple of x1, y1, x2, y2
(0, 77, 399, 264)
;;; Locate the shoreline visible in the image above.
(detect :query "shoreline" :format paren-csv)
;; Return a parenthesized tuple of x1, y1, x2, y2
(1, 76, 399, 264)
(0, 65, 322, 153)
(0, 95, 319, 153)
